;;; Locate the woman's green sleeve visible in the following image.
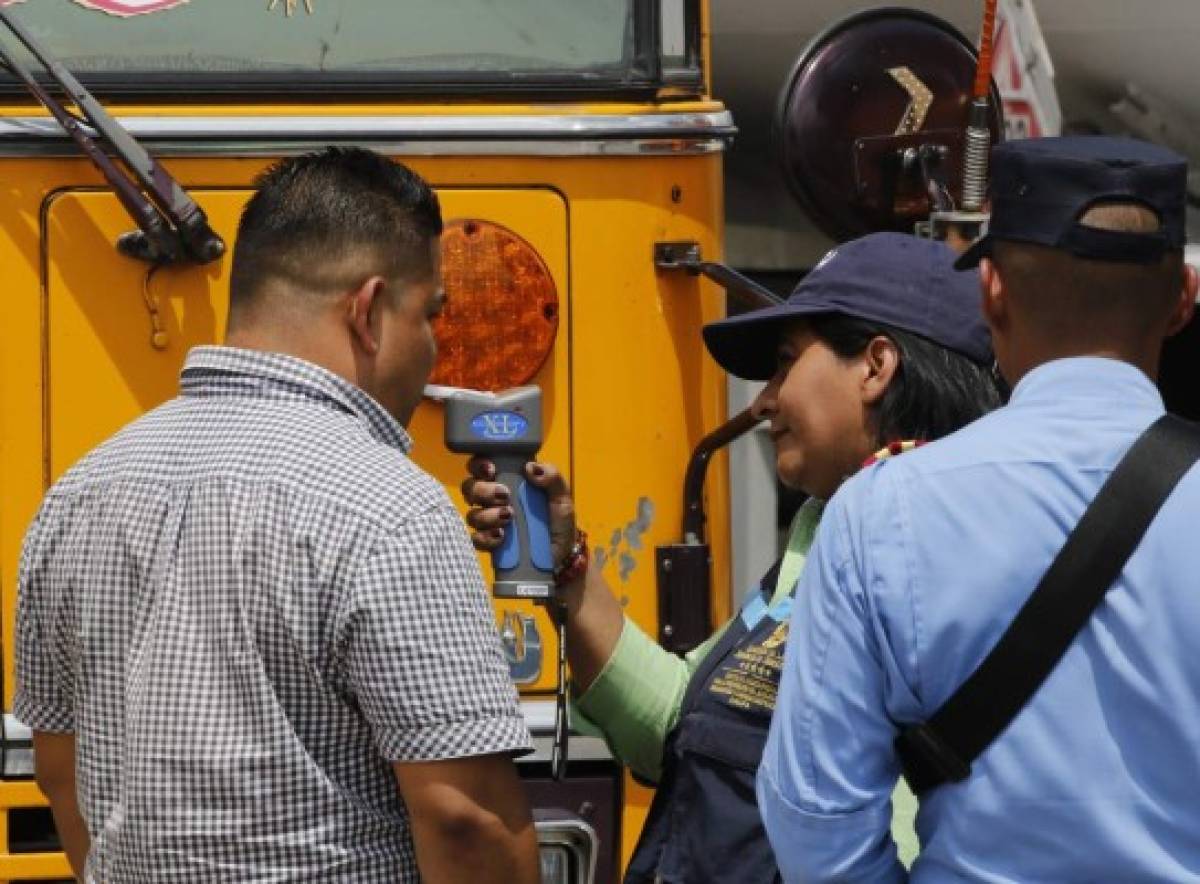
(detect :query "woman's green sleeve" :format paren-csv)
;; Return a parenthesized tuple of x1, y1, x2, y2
(572, 616, 729, 783)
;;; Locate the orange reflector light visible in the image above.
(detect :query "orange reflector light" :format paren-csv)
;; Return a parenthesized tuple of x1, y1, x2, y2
(430, 219, 559, 391)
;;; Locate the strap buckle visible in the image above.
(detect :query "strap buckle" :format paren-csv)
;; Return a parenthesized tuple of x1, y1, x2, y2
(896, 722, 971, 794)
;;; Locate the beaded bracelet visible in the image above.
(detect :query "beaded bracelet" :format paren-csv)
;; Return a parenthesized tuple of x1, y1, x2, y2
(554, 529, 589, 587)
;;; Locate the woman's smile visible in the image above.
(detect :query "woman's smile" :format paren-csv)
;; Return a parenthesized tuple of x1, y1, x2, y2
(751, 320, 880, 498)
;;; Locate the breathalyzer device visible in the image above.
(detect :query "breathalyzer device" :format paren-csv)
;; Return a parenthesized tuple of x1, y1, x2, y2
(436, 385, 555, 600)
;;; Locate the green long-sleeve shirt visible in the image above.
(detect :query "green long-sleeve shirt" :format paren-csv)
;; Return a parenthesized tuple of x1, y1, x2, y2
(572, 498, 920, 865)
(573, 499, 821, 781)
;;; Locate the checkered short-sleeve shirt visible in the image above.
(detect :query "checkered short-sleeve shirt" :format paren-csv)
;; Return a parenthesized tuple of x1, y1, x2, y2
(15, 346, 531, 883)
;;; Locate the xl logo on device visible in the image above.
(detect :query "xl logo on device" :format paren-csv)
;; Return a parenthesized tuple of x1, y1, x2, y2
(471, 411, 529, 442)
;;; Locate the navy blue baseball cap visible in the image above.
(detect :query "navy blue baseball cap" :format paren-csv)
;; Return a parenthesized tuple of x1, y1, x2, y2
(703, 232, 991, 380)
(956, 136, 1188, 270)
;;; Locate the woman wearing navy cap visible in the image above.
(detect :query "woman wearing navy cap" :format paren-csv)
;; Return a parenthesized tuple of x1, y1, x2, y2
(461, 232, 1001, 883)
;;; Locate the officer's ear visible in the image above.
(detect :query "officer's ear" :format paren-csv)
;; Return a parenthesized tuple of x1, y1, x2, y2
(346, 275, 388, 355)
(1165, 262, 1198, 338)
(860, 334, 900, 406)
(979, 257, 1008, 333)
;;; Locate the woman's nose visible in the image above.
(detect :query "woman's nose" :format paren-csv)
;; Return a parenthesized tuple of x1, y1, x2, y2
(750, 381, 777, 421)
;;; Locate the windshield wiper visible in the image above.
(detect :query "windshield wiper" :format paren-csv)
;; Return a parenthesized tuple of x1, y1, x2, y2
(0, 8, 225, 266)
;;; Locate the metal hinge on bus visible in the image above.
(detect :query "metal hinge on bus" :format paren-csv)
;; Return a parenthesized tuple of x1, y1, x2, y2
(1, 714, 34, 779)
(534, 809, 598, 884)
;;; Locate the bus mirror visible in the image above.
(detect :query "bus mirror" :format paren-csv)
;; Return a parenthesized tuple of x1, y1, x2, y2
(773, 7, 1004, 243)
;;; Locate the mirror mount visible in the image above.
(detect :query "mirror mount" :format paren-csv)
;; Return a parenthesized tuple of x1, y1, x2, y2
(774, 7, 1004, 243)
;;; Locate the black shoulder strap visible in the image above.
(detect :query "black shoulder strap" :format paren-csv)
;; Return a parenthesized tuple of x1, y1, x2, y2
(897, 414, 1200, 795)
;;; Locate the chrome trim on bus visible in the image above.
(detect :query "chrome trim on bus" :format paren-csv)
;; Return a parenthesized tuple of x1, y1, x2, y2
(519, 700, 613, 765)
(0, 111, 735, 156)
(536, 813, 600, 884)
(1, 714, 33, 780)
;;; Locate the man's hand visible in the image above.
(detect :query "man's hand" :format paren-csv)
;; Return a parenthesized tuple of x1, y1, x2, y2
(393, 754, 538, 884)
(33, 731, 89, 881)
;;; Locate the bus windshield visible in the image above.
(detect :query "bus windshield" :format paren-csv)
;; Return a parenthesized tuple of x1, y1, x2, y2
(0, 0, 671, 95)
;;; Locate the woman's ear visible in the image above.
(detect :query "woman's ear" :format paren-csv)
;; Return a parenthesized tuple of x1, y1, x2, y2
(861, 335, 900, 406)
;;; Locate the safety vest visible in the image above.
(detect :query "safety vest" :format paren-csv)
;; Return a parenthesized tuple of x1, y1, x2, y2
(625, 561, 790, 884)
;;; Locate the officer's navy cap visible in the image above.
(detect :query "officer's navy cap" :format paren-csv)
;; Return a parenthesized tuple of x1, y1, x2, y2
(956, 136, 1188, 270)
(703, 232, 992, 381)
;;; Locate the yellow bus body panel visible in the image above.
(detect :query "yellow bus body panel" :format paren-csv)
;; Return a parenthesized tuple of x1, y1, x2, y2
(0, 107, 730, 879)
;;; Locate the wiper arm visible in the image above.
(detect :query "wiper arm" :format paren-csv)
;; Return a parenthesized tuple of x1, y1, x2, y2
(0, 8, 224, 266)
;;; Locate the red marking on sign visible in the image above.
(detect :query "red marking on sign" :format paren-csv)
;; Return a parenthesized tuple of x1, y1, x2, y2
(72, 0, 187, 15)
(991, 17, 1046, 139)
(1002, 98, 1044, 139)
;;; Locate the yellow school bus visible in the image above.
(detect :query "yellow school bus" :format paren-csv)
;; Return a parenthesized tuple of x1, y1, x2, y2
(0, 1, 732, 880)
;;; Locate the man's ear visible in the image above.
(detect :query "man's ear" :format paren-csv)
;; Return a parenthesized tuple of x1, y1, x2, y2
(861, 335, 900, 406)
(1165, 262, 1198, 338)
(979, 258, 1007, 332)
(346, 275, 388, 355)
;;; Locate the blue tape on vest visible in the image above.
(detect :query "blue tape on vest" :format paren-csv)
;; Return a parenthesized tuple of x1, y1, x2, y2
(740, 593, 769, 631)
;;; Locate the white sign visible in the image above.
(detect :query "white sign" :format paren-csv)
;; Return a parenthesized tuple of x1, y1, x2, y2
(992, 0, 1062, 139)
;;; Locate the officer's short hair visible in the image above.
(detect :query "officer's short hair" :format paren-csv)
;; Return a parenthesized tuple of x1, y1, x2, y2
(958, 136, 1188, 341)
(993, 202, 1185, 339)
(229, 147, 442, 311)
(956, 136, 1187, 271)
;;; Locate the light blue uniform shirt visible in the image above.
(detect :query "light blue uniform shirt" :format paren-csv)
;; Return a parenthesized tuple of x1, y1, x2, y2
(758, 357, 1200, 883)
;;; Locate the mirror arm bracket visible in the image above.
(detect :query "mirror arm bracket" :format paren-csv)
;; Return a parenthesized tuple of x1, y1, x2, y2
(654, 241, 783, 311)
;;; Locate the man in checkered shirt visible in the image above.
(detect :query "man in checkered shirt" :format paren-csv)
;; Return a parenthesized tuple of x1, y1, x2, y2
(15, 148, 538, 883)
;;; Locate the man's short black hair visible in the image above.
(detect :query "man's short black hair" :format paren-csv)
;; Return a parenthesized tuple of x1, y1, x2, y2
(809, 314, 1004, 444)
(991, 203, 1185, 349)
(229, 147, 442, 310)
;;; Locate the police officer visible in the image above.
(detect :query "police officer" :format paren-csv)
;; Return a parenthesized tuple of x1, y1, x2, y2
(463, 233, 1002, 883)
(759, 137, 1200, 882)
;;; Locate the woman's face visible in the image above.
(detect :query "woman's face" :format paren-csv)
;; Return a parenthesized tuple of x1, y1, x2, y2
(750, 320, 884, 500)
